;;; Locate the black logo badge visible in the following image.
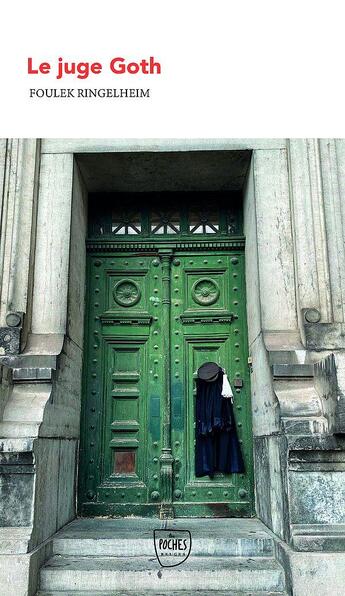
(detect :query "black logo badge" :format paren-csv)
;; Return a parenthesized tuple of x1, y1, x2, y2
(153, 529, 192, 567)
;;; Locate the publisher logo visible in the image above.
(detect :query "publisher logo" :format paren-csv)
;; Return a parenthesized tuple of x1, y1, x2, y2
(153, 529, 192, 567)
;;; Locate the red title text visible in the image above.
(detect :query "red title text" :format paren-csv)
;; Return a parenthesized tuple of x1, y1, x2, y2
(27, 57, 161, 79)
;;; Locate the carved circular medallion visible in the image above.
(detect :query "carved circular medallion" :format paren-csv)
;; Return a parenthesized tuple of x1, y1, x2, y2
(192, 278, 220, 306)
(113, 279, 141, 307)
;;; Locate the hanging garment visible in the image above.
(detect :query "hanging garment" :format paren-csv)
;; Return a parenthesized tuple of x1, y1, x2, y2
(195, 369, 244, 478)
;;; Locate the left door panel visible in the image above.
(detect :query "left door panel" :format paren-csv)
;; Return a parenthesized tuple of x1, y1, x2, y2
(79, 254, 163, 516)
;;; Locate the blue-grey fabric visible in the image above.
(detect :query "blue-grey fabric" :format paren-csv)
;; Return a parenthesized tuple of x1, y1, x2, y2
(195, 370, 244, 477)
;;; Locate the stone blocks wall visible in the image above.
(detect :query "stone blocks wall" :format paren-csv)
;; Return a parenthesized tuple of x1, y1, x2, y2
(289, 449, 345, 526)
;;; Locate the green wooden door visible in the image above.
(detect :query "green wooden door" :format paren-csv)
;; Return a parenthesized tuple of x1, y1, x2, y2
(79, 193, 253, 517)
(79, 249, 253, 518)
(171, 252, 252, 517)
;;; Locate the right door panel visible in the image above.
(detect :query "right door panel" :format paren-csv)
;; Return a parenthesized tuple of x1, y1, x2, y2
(171, 251, 253, 517)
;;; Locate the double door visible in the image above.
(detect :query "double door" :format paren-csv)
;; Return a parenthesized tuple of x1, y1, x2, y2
(79, 249, 253, 517)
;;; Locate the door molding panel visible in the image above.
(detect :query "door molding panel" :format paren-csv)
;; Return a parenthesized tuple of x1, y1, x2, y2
(180, 314, 234, 324)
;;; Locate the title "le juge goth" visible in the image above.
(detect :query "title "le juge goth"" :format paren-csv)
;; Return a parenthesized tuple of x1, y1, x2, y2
(28, 57, 161, 79)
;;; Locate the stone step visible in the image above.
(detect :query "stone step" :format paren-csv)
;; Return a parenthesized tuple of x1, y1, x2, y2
(36, 590, 288, 596)
(40, 555, 286, 593)
(52, 518, 274, 558)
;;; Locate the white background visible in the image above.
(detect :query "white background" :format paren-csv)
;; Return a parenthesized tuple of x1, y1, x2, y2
(1, 0, 344, 138)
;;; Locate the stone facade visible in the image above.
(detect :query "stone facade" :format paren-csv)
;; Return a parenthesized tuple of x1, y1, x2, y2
(0, 138, 345, 595)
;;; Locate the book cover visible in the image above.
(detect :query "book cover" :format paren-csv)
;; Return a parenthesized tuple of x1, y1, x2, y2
(0, 2, 344, 595)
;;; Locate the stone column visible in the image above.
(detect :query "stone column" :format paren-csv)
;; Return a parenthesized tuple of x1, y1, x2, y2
(31, 153, 74, 335)
(319, 139, 345, 324)
(287, 139, 332, 332)
(0, 139, 40, 351)
(253, 148, 298, 335)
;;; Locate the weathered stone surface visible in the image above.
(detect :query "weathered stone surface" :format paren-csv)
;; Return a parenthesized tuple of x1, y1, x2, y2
(76, 150, 252, 193)
(0, 450, 34, 527)
(0, 139, 40, 336)
(0, 527, 32, 555)
(30, 438, 78, 550)
(282, 417, 328, 435)
(0, 326, 21, 355)
(274, 379, 322, 418)
(291, 523, 345, 552)
(305, 322, 345, 350)
(12, 368, 53, 382)
(268, 436, 290, 541)
(31, 152, 73, 335)
(243, 158, 281, 437)
(254, 437, 272, 531)
(288, 551, 345, 596)
(249, 337, 280, 436)
(0, 383, 52, 438)
(335, 357, 345, 427)
(290, 470, 345, 525)
(287, 139, 332, 326)
(253, 149, 297, 333)
(0, 553, 32, 596)
(67, 163, 87, 349)
(52, 518, 274, 558)
(40, 555, 286, 593)
(0, 364, 11, 420)
(286, 433, 345, 451)
(254, 436, 290, 542)
(40, 338, 82, 439)
(56, 440, 77, 531)
(37, 518, 287, 595)
(0, 335, 82, 441)
(289, 449, 345, 525)
(319, 139, 345, 325)
(0, 540, 51, 596)
(269, 350, 310, 366)
(31, 439, 60, 548)
(272, 364, 313, 378)
(36, 591, 289, 596)
(41, 138, 287, 154)
(0, 139, 6, 194)
(0, 436, 77, 562)
(263, 331, 304, 351)
(243, 156, 261, 347)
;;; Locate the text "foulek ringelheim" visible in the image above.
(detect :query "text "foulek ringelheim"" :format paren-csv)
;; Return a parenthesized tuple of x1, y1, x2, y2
(27, 57, 161, 80)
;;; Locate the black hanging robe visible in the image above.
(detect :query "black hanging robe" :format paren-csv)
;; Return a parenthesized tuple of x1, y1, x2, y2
(195, 370, 244, 477)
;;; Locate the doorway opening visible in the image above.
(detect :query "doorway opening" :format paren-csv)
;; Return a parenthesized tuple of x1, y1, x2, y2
(77, 150, 253, 518)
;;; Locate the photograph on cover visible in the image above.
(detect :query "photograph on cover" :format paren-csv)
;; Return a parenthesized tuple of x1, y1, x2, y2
(0, 138, 345, 596)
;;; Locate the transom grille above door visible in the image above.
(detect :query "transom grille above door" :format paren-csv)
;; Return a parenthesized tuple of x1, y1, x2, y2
(88, 192, 243, 238)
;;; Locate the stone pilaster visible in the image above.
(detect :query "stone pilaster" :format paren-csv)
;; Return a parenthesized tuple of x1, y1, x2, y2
(0, 139, 40, 352)
(287, 139, 332, 332)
